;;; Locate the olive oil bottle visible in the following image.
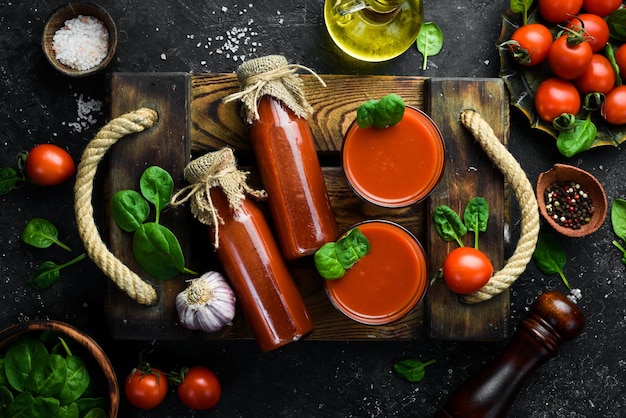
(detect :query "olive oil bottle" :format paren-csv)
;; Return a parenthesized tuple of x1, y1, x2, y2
(324, 0, 423, 62)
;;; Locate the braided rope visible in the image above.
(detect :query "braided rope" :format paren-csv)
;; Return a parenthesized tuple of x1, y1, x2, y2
(74, 108, 159, 306)
(459, 109, 540, 304)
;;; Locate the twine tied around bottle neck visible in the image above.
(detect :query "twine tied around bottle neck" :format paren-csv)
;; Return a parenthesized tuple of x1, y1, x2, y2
(170, 148, 266, 249)
(222, 55, 326, 124)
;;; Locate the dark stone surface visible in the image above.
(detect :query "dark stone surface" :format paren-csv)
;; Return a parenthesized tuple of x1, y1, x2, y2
(1, 0, 625, 417)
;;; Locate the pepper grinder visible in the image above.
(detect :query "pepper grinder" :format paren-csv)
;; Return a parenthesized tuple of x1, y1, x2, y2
(435, 290, 585, 418)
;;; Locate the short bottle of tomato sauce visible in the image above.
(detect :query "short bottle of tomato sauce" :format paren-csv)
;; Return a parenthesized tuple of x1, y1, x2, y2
(225, 55, 338, 260)
(177, 148, 313, 351)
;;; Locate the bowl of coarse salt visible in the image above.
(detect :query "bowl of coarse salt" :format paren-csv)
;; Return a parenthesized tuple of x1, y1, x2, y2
(42, 2, 118, 77)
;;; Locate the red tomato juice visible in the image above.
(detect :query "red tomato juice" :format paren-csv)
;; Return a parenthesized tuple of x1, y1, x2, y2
(342, 106, 445, 207)
(325, 220, 428, 325)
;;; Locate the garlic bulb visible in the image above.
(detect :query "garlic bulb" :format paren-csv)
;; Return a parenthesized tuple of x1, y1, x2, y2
(176, 271, 236, 333)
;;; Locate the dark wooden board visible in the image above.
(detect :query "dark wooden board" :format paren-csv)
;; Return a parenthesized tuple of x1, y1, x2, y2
(105, 73, 509, 341)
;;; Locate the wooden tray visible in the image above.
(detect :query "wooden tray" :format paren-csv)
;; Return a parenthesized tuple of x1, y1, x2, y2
(104, 73, 509, 341)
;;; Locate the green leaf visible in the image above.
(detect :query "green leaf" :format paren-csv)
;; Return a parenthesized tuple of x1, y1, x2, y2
(393, 358, 436, 383)
(132, 223, 185, 280)
(110, 190, 150, 232)
(608, 9, 626, 42)
(433, 205, 467, 247)
(140, 166, 174, 222)
(335, 227, 370, 269)
(27, 254, 86, 290)
(22, 218, 71, 252)
(533, 233, 570, 289)
(0, 167, 23, 196)
(611, 198, 626, 240)
(356, 94, 405, 128)
(82, 407, 107, 418)
(463, 197, 489, 249)
(53, 402, 79, 418)
(314, 242, 346, 280)
(26, 354, 66, 398)
(556, 116, 597, 158)
(416, 22, 443, 71)
(0, 386, 14, 415)
(4, 337, 49, 392)
(509, 0, 534, 25)
(58, 356, 90, 405)
(8, 392, 60, 418)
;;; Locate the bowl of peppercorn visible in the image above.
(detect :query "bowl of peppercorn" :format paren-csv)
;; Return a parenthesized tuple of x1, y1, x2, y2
(536, 164, 607, 238)
(42, 2, 118, 77)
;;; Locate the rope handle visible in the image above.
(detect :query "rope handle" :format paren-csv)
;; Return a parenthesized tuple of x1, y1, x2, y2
(459, 109, 540, 304)
(74, 108, 159, 306)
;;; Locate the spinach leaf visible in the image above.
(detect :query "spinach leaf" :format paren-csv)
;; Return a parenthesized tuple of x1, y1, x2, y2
(356, 94, 405, 128)
(393, 358, 436, 383)
(28, 254, 87, 290)
(314, 242, 346, 280)
(75, 398, 108, 415)
(132, 222, 187, 280)
(610, 198, 626, 264)
(556, 114, 597, 158)
(9, 391, 60, 418)
(110, 190, 150, 232)
(22, 218, 72, 252)
(83, 407, 107, 418)
(533, 232, 571, 289)
(416, 22, 443, 70)
(140, 166, 174, 223)
(54, 402, 79, 418)
(26, 353, 66, 398)
(0, 386, 14, 413)
(335, 227, 370, 269)
(4, 337, 49, 392)
(607, 9, 626, 42)
(463, 197, 489, 249)
(58, 355, 90, 405)
(433, 205, 467, 247)
(0, 167, 24, 196)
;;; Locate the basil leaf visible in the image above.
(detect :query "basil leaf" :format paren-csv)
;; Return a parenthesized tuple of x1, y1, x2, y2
(533, 233, 571, 289)
(608, 9, 626, 42)
(356, 100, 377, 129)
(433, 205, 467, 247)
(140, 166, 174, 222)
(335, 227, 370, 269)
(611, 198, 626, 240)
(356, 94, 405, 128)
(393, 359, 436, 383)
(314, 242, 346, 279)
(110, 190, 150, 232)
(509, 0, 534, 24)
(556, 116, 597, 158)
(22, 218, 71, 252)
(416, 22, 443, 70)
(132, 222, 185, 280)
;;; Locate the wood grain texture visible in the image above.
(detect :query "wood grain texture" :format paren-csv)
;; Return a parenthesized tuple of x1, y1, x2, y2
(106, 73, 508, 341)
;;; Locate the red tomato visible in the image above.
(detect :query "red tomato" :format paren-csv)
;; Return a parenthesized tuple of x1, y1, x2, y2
(567, 14, 610, 53)
(582, 0, 622, 16)
(442, 247, 493, 295)
(602, 86, 626, 125)
(534, 78, 582, 123)
(548, 35, 593, 79)
(508, 23, 553, 66)
(574, 54, 616, 94)
(538, 0, 583, 23)
(124, 367, 169, 410)
(25, 144, 75, 186)
(615, 44, 626, 79)
(177, 366, 221, 410)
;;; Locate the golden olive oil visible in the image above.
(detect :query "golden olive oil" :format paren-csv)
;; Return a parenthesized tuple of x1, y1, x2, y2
(324, 0, 423, 62)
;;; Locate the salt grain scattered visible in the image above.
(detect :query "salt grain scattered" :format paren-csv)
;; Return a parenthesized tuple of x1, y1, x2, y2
(52, 15, 108, 71)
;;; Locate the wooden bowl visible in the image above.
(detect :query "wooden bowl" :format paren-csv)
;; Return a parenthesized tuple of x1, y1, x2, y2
(536, 163, 607, 238)
(42, 2, 117, 77)
(0, 320, 119, 417)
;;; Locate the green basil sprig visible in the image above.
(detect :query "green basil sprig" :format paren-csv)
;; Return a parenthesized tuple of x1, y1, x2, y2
(416, 22, 443, 71)
(510, 0, 534, 25)
(356, 94, 405, 129)
(532, 232, 571, 290)
(314, 228, 370, 279)
(111, 166, 196, 280)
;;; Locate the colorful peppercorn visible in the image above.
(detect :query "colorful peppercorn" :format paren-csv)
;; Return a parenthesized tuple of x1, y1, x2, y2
(544, 181, 594, 229)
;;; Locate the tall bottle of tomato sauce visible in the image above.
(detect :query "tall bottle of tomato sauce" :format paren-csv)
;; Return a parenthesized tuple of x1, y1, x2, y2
(172, 148, 313, 351)
(223, 55, 338, 261)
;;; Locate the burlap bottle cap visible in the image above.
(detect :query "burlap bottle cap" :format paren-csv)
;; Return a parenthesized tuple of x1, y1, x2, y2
(224, 55, 325, 124)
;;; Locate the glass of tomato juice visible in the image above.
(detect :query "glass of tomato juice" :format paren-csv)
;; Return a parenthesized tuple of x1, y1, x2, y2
(341, 106, 446, 207)
(324, 220, 428, 325)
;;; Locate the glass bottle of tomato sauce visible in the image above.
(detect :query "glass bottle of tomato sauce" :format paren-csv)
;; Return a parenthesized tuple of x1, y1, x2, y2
(224, 55, 338, 260)
(175, 148, 314, 351)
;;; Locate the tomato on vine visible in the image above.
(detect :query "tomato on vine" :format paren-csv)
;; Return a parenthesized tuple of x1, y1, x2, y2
(602, 86, 626, 125)
(124, 365, 169, 410)
(548, 34, 593, 80)
(574, 54, 616, 95)
(582, 0, 622, 17)
(566, 14, 610, 53)
(614, 44, 626, 80)
(506, 23, 553, 66)
(534, 77, 581, 123)
(538, 0, 583, 23)
(170, 366, 221, 410)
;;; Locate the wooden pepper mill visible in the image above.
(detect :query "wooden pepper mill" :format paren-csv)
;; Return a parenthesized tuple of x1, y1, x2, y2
(435, 290, 585, 418)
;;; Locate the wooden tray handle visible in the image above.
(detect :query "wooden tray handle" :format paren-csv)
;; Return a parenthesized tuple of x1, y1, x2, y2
(74, 108, 159, 306)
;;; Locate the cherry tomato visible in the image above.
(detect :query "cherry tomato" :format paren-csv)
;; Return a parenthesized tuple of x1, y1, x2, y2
(508, 23, 553, 66)
(574, 54, 616, 95)
(582, 0, 622, 16)
(25, 144, 75, 186)
(534, 78, 582, 123)
(177, 366, 221, 410)
(442, 247, 493, 295)
(567, 14, 610, 53)
(548, 35, 593, 79)
(615, 44, 626, 79)
(538, 0, 583, 23)
(602, 86, 626, 125)
(124, 367, 169, 410)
